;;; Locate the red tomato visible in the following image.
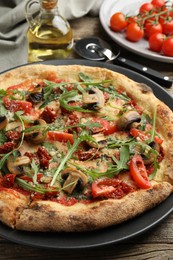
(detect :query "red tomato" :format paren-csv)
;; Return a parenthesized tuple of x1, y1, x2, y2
(129, 154, 151, 189)
(104, 123, 118, 135)
(162, 37, 173, 56)
(154, 135, 163, 144)
(127, 16, 138, 24)
(91, 178, 121, 198)
(145, 21, 163, 38)
(126, 23, 144, 42)
(139, 3, 154, 15)
(6, 79, 44, 94)
(47, 131, 74, 144)
(3, 97, 32, 114)
(151, 0, 166, 8)
(2, 174, 16, 188)
(130, 128, 150, 141)
(162, 19, 173, 35)
(90, 118, 117, 135)
(149, 32, 165, 52)
(110, 12, 128, 32)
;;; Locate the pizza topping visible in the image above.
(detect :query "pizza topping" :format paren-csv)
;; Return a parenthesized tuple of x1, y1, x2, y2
(48, 131, 74, 144)
(61, 167, 88, 194)
(7, 155, 31, 175)
(0, 115, 8, 130)
(3, 97, 32, 114)
(24, 119, 48, 144)
(86, 133, 107, 148)
(82, 87, 105, 110)
(5, 130, 21, 142)
(91, 177, 134, 199)
(0, 142, 16, 154)
(129, 154, 151, 189)
(36, 146, 51, 169)
(117, 110, 141, 130)
(40, 106, 58, 123)
(27, 86, 44, 104)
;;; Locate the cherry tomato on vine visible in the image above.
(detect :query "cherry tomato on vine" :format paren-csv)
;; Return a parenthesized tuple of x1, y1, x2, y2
(129, 154, 151, 189)
(139, 3, 154, 15)
(126, 15, 138, 24)
(110, 12, 128, 32)
(162, 37, 173, 56)
(145, 21, 163, 38)
(161, 19, 173, 35)
(149, 32, 165, 52)
(126, 22, 144, 42)
(151, 0, 166, 8)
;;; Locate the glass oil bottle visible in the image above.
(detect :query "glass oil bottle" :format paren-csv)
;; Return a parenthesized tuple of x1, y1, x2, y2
(25, 0, 73, 62)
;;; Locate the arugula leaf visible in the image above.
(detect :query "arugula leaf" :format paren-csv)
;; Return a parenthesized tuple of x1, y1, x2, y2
(69, 146, 130, 181)
(50, 131, 95, 186)
(59, 90, 93, 113)
(149, 158, 160, 180)
(98, 85, 130, 101)
(112, 146, 129, 172)
(0, 89, 7, 98)
(79, 72, 93, 82)
(0, 130, 7, 146)
(15, 178, 60, 194)
(31, 160, 40, 185)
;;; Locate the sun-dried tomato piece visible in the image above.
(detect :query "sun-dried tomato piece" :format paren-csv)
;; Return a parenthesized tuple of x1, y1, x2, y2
(36, 146, 51, 169)
(0, 142, 16, 154)
(5, 131, 21, 142)
(78, 148, 100, 161)
(40, 107, 57, 123)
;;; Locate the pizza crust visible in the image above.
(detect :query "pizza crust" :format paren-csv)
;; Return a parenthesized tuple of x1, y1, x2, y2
(0, 189, 30, 228)
(15, 182, 172, 232)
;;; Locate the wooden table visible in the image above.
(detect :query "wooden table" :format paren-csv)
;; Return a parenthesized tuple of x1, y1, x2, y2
(0, 16, 173, 260)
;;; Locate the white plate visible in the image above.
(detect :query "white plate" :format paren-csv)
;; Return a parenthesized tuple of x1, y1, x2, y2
(99, 0, 173, 63)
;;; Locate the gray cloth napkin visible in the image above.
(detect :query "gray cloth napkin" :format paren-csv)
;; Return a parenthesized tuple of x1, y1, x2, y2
(0, 0, 28, 73)
(0, 0, 104, 73)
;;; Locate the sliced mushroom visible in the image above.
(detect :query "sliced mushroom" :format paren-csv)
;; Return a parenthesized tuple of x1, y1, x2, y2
(7, 155, 31, 175)
(133, 141, 160, 165)
(86, 133, 107, 148)
(61, 168, 88, 194)
(0, 115, 8, 130)
(27, 85, 43, 104)
(117, 110, 141, 130)
(82, 87, 105, 110)
(25, 119, 47, 144)
(142, 141, 161, 165)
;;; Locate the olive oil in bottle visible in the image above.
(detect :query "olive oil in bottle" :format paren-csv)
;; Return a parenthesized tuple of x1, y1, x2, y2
(25, 0, 73, 62)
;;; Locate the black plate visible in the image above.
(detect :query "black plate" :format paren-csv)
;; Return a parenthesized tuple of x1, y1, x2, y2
(0, 59, 172, 249)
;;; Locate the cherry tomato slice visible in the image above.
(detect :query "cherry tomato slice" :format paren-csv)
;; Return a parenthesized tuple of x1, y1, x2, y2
(91, 178, 121, 198)
(3, 97, 32, 114)
(47, 131, 74, 144)
(130, 128, 150, 141)
(90, 118, 117, 135)
(130, 154, 151, 189)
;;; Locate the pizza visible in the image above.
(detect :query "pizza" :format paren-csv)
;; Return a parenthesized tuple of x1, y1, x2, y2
(0, 64, 172, 232)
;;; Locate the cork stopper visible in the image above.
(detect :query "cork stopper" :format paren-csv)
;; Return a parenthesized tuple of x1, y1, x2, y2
(41, 0, 58, 9)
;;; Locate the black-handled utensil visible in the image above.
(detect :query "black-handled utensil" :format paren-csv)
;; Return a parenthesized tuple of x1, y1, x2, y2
(75, 38, 172, 88)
